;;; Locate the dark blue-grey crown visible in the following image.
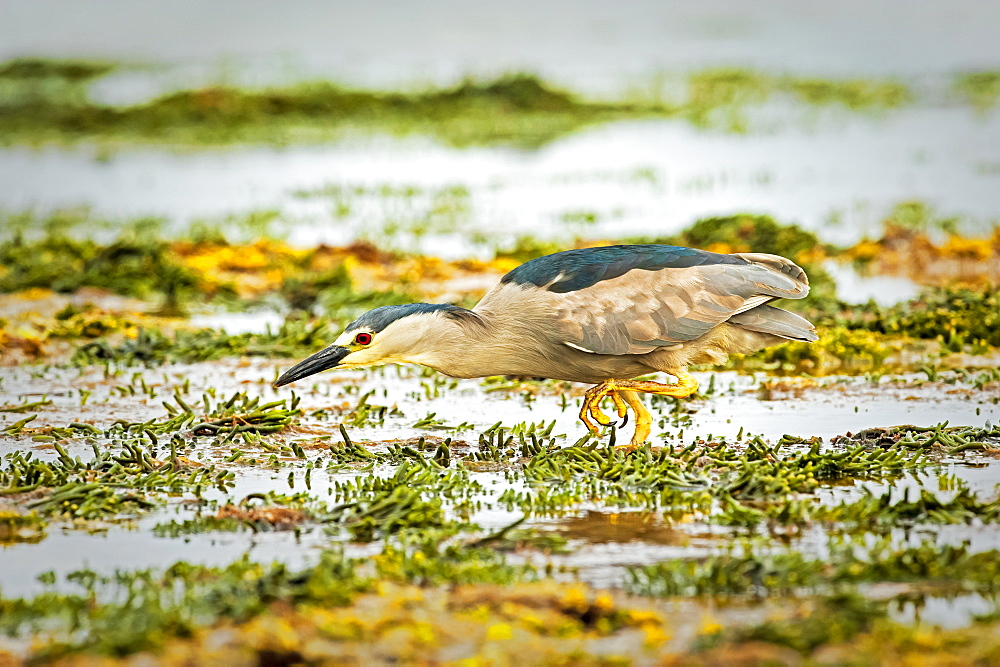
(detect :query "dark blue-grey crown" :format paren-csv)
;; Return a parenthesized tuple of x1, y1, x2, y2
(345, 303, 468, 333)
(500, 244, 745, 293)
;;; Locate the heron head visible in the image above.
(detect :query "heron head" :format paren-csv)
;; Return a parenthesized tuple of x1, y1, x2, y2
(273, 303, 472, 387)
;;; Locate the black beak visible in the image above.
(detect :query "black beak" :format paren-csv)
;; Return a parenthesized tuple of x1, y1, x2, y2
(273, 346, 350, 387)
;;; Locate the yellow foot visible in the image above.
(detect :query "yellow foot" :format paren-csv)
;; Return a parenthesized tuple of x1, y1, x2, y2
(579, 382, 629, 435)
(578, 372, 699, 449)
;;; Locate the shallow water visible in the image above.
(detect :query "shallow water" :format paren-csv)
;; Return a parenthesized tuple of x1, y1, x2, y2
(2, 358, 998, 616)
(4, 105, 999, 257)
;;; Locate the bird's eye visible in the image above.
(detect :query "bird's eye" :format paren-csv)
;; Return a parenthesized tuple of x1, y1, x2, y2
(354, 332, 373, 346)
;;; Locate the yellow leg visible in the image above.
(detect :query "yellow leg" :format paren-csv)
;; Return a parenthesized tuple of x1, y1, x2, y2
(619, 390, 650, 449)
(579, 371, 699, 448)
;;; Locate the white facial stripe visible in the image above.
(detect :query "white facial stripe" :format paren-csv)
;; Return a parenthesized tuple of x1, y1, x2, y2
(335, 328, 375, 346)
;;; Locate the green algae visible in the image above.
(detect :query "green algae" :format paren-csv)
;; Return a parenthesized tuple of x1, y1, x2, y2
(0, 510, 47, 545)
(0, 230, 200, 305)
(0, 72, 629, 149)
(628, 539, 1000, 599)
(0, 390, 307, 525)
(702, 591, 886, 656)
(0, 58, 997, 664)
(725, 283, 1000, 374)
(954, 71, 1000, 111)
(681, 68, 910, 131)
(494, 236, 567, 264)
(71, 320, 331, 366)
(0, 200, 997, 662)
(0, 213, 420, 335)
(6, 212, 992, 374)
(830, 286, 1000, 348)
(0, 552, 368, 660)
(0, 444, 231, 522)
(715, 485, 1000, 532)
(0, 58, 115, 82)
(880, 200, 963, 235)
(0, 60, 939, 149)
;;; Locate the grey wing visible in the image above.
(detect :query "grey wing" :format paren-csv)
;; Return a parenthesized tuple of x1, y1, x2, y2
(548, 254, 810, 355)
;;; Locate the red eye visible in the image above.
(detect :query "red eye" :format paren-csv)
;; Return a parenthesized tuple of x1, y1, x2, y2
(355, 332, 373, 346)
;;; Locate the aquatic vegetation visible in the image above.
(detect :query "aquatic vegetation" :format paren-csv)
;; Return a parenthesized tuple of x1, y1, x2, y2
(731, 325, 899, 374)
(844, 222, 1000, 286)
(0, 230, 201, 311)
(154, 494, 311, 537)
(0, 216, 462, 321)
(0, 196, 997, 662)
(0, 58, 115, 83)
(3, 59, 983, 149)
(702, 592, 886, 656)
(0, 71, 630, 149)
(0, 508, 47, 545)
(328, 466, 451, 541)
(0, 569, 668, 663)
(954, 70, 1000, 110)
(0, 390, 307, 526)
(880, 200, 963, 235)
(1, 43, 999, 662)
(4, 212, 994, 375)
(682, 68, 909, 131)
(828, 285, 1000, 348)
(715, 484, 1000, 531)
(649, 213, 831, 260)
(71, 320, 331, 366)
(46, 304, 140, 340)
(493, 235, 567, 264)
(728, 281, 1000, 374)
(0, 552, 369, 660)
(0, 443, 232, 522)
(293, 183, 475, 253)
(1, 377, 998, 661)
(0, 58, 117, 117)
(628, 538, 1000, 598)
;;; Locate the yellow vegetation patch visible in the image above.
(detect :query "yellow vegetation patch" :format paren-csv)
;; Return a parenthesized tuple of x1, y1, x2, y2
(171, 238, 307, 297)
(41, 581, 670, 665)
(165, 238, 520, 301)
(843, 225, 1000, 286)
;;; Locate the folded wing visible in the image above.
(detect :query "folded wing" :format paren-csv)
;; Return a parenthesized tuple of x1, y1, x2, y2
(537, 250, 813, 355)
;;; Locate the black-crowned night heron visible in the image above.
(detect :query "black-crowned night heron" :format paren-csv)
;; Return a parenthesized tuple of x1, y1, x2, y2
(275, 244, 817, 448)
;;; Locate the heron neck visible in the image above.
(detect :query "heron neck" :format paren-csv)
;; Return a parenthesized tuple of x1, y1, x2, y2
(410, 305, 540, 379)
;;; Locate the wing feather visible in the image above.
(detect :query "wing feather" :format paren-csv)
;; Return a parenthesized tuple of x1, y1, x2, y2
(546, 255, 810, 355)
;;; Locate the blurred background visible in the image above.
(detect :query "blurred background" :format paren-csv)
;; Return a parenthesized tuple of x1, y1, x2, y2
(1, 0, 998, 322)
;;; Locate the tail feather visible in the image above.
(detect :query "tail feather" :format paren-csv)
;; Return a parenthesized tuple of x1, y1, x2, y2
(729, 304, 818, 342)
